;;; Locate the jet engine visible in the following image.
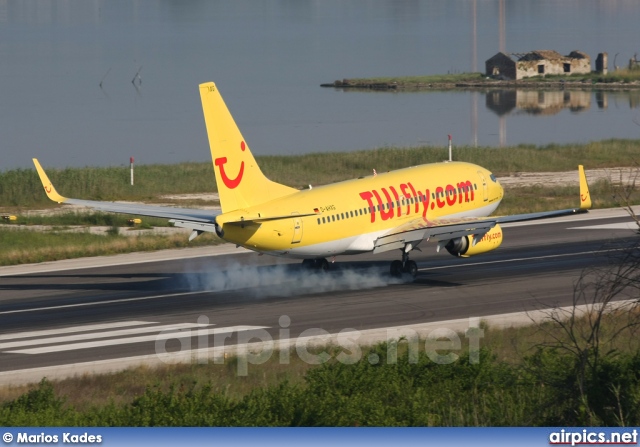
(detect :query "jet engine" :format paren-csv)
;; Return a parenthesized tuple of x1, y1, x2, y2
(444, 224, 503, 257)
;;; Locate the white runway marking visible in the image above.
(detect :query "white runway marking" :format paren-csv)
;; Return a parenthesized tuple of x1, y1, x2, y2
(418, 248, 625, 272)
(568, 222, 638, 231)
(5, 325, 268, 355)
(0, 291, 205, 315)
(0, 321, 156, 341)
(0, 322, 211, 349)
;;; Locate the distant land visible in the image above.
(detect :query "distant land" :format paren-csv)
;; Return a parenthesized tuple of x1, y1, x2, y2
(321, 71, 640, 91)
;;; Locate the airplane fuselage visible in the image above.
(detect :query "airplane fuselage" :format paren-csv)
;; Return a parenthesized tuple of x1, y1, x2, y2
(216, 161, 504, 258)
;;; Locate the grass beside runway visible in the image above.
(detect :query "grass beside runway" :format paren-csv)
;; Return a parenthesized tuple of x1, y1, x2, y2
(1, 310, 639, 426)
(0, 229, 222, 266)
(2, 139, 639, 208)
(496, 180, 640, 215)
(1, 211, 173, 228)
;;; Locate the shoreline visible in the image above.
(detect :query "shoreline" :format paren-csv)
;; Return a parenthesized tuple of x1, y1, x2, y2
(321, 76, 640, 91)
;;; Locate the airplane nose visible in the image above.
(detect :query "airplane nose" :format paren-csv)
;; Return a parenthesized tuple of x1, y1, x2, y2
(497, 181, 504, 200)
(489, 173, 503, 201)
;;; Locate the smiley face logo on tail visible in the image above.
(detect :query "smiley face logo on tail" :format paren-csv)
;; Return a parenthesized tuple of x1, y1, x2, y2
(581, 193, 589, 202)
(214, 141, 246, 189)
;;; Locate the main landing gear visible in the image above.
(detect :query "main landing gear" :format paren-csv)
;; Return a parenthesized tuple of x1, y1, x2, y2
(390, 249, 418, 278)
(302, 258, 330, 271)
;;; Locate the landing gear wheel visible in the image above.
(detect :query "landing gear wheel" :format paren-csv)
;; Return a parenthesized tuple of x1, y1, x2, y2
(302, 258, 330, 270)
(403, 260, 418, 278)
(390, 246, 418, 280)
(319, 258, 330, 271)
(390, 260, 403, 277)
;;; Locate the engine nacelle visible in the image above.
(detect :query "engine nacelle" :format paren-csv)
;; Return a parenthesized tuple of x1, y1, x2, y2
(444, 224, 503, 257)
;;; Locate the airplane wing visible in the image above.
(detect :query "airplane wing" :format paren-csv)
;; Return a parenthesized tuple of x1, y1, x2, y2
(373, 165, 592, 254)
(372, 208, 586, 254)
(32, 159, 220, 237)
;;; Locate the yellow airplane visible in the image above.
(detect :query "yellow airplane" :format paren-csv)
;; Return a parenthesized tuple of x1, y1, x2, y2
(33, 81, 592, 278)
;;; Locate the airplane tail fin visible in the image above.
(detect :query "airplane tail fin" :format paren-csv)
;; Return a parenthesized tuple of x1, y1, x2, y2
(199, 82, 297, 213)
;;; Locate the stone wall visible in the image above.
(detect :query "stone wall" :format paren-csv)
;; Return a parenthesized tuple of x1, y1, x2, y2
(486, 50, 591, 80)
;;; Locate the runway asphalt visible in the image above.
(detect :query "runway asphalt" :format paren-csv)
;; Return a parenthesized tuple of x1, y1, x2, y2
(0, 208, 637, 383)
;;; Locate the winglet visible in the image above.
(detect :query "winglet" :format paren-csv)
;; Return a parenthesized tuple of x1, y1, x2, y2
(32, 159, 67, 203)
(578, 165, 591, 210)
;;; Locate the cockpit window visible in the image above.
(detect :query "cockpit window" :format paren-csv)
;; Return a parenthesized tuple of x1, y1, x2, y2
(489, 173, 497, 182)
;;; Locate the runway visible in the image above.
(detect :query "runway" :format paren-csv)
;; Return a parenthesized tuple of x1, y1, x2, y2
(0, 208, 637, 382)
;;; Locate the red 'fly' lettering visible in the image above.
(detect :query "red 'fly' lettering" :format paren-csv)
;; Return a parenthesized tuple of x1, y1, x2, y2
(422, 189, 430, 217)
(407, 182, 420, 214)
(400, 184, 412, 216)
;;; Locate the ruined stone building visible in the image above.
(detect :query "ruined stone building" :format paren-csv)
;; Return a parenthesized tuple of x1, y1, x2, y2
(485, 50, 591, 80)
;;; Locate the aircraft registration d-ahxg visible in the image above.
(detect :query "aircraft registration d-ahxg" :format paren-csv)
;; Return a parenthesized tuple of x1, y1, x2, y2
(33, 82, 592, 278)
